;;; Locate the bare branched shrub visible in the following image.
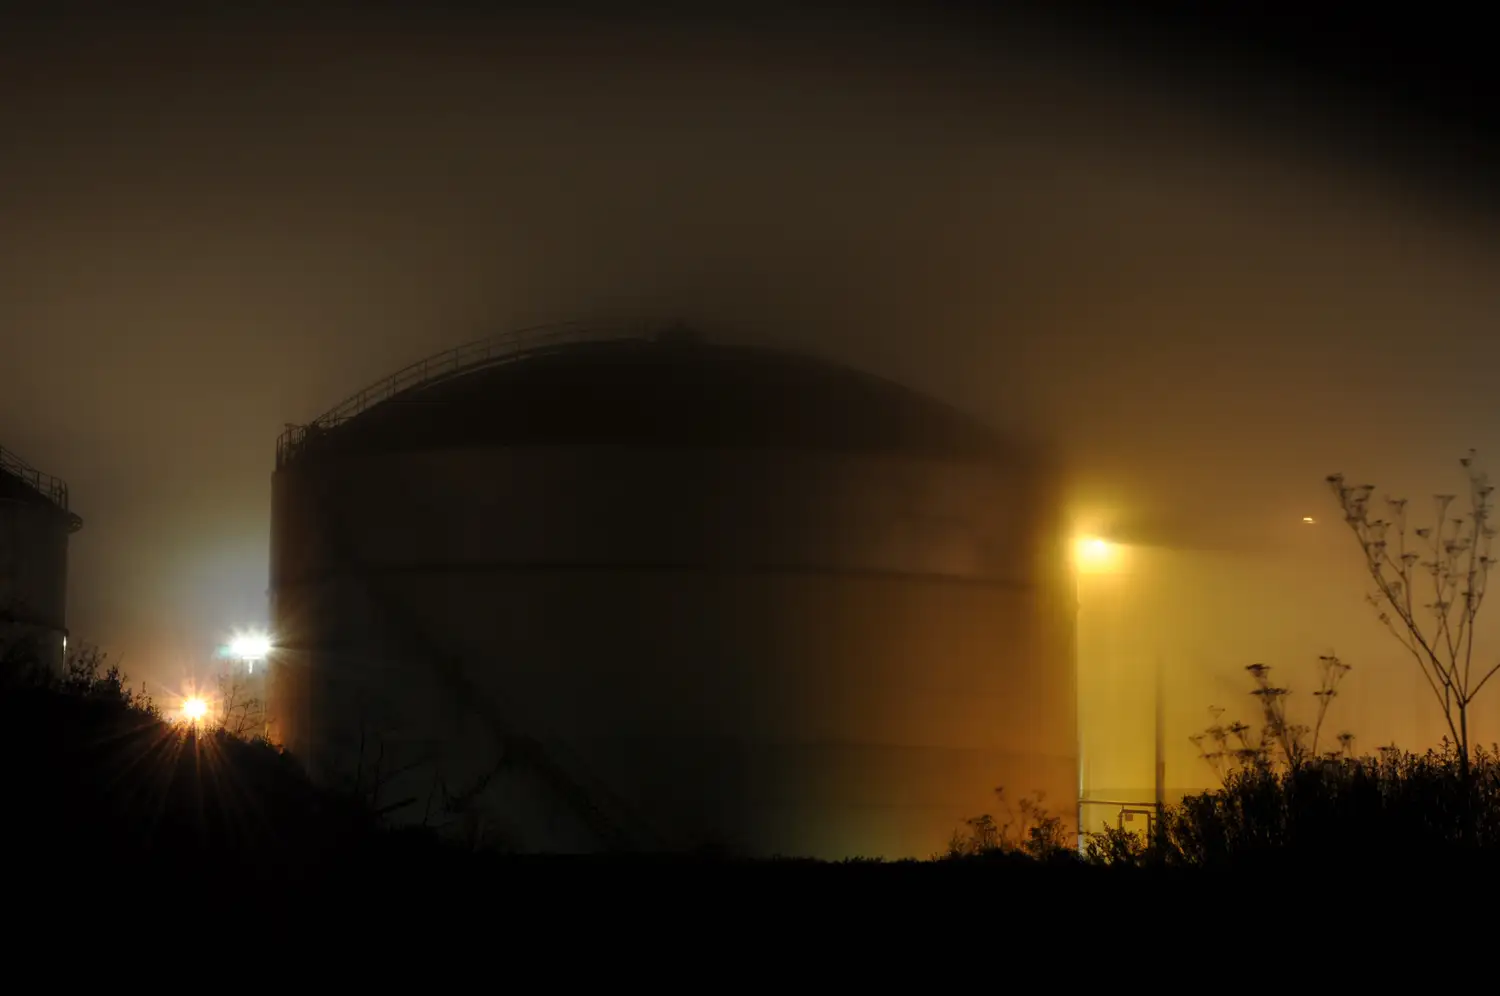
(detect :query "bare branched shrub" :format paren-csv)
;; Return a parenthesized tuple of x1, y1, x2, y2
(1328, 450, 1497, 775)
(1083, 823, 1152, 867)
(1162, 741, 1500, 868)
(1190, 657, 1354, 785)
(59, 644, 157, 717)
(216, 672, 267, 740)
(431, 759, 514, 852)
(1078, 741, 1500, 872)
(946, 787, 1071, 860)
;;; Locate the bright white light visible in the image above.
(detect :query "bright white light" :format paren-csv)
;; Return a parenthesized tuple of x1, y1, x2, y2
(1302, 516, 1316, 524)
(227, 629, 273, 663)
(1074, 536, 1122, 574)
(182, 697, 208, 722)
(1079, 537, 1110, 561)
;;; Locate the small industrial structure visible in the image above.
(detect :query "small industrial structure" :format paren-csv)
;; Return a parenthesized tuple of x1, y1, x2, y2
(268, 323, 1076, 858)
(0, 443, 82, 675)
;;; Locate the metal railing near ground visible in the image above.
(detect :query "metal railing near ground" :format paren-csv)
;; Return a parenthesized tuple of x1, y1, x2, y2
(0, 444, 71, 512)
(274, 321, 673, 468)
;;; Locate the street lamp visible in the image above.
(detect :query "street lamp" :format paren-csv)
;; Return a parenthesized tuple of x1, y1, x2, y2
(224, 628, 273, 673)
(219, 626, 275, 740)
(1073, 535, 1164, 848)
(1074, 536, 1120, 575)
(181, 696, 208, 723)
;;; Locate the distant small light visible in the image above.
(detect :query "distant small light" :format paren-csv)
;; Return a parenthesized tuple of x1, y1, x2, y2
(1302, 516, 1316, 524)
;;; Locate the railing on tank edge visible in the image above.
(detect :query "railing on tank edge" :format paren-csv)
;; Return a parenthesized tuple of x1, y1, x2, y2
(274, 321, 677, 468)
(0, 444, 70, 511)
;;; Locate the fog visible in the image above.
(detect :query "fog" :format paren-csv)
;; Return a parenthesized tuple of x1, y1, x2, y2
(4, 9, 1499, 797)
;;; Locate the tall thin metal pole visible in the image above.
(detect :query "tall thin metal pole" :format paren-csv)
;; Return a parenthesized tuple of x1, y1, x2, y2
(1075, 566, 1086, 854)
(1154, 654, 1166, 834)
(1077, 728, 1087, 854)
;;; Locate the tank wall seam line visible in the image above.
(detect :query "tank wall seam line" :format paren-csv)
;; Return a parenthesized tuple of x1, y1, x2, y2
(271, 563, 1045, 590)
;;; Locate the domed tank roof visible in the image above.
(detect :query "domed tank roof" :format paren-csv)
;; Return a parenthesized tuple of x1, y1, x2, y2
(282, 330, 1025, 466)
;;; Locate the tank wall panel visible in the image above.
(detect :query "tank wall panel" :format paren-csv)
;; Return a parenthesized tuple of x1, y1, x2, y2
(273, 568, 1074, 858)
(270, 442, 1074, 858)
(273, 447, 1059, 587)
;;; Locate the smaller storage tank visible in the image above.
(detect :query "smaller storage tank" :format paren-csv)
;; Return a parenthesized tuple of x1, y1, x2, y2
(0, 444, 82, 677)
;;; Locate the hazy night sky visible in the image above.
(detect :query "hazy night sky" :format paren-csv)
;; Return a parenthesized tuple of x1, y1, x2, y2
(5, 6, 1500, 782)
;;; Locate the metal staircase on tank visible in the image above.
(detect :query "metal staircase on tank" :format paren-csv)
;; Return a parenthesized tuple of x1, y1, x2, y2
(273, 319, 822, 469)
(287, 474, 668, 855)
(0, 444, 82, 531)
(276, 322, 663, 468)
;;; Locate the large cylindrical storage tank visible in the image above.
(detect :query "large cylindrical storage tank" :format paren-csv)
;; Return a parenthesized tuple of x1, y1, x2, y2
(269, 327, 1075, 859)
(0, 446, 82, 676)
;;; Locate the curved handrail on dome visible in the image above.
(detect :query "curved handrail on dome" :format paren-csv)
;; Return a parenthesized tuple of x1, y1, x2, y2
(0, 443, 71, 514)
(276, 321, 666, 467)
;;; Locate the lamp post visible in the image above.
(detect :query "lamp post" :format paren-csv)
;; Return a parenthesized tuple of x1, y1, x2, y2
(223, 628, 274, 737)
(1074, 536, 1165, 848)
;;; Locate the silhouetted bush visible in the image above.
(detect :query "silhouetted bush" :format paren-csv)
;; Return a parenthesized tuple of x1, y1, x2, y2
(942, 787, 1078, 864)
(16, 632, 1500, 911)
(1083, 741, 1500, 879)
(0, 639, 419, 902)
(1190, 659, 1356, 785)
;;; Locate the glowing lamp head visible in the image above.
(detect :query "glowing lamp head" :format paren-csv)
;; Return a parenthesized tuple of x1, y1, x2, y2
(226, 629, 273, 662)
(1079, 537, 1110, 560)
(182, 697, 208, 723)
(1074, 536, 1121, 574)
